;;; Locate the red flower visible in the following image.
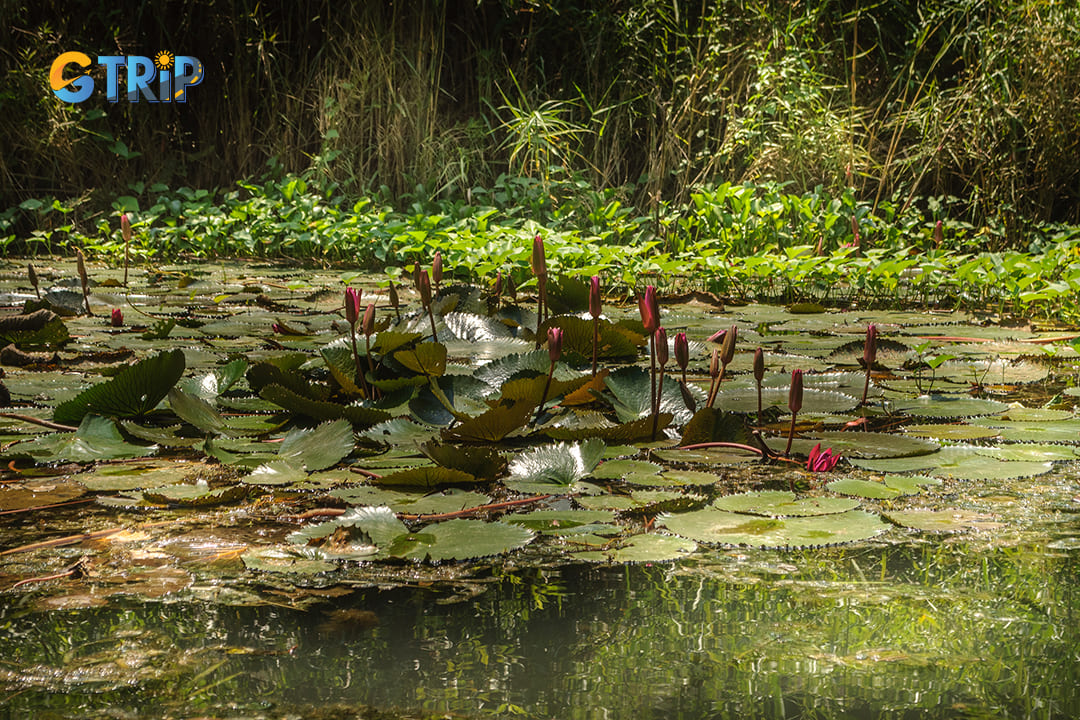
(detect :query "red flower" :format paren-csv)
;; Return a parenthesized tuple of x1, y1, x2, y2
(655, 327, 668, 367)
(110, 308, 123, 327)
(789, 369, 804, 415)
(807, 443, 842, 472)
(864, 324, 877, 367)
(753, 347, 765, 383)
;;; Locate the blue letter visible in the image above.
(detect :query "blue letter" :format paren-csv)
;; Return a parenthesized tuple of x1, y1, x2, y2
(97, 56, 125, 103)
(173, 56, 204, 103)
(126, 56, 157, 102)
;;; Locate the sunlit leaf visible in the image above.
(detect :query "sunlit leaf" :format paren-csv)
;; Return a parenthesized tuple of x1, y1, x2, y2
(54, 350, 186, 425)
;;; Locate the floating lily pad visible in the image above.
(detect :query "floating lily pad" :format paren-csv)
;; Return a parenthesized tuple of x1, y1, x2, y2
(975, 444, 1080, 462)
(883, 474, 943, 494)
(241, 546, 336, 575)
(504, 438, 605, 492)
(768, 432, 939, 459)
(711, 490, 860, 517)
(892, 395, 1009, 419)
(969, 418, 1080, 443)
(592, 459, 662, 480)
(6, 415, 156, 463)
(903, 423, 1000, 441)
(825, 477, 901, 499)
(394, 518, 535, 561)
(54, 349, 186, 425)
(278, 419, 355, 472)
(573, 533, 697, 563)
(660, 508, 887, 548)
(502, 509, 615, 534)
(884, 509, 1002, 533)
(1000, 406, 1074, 422)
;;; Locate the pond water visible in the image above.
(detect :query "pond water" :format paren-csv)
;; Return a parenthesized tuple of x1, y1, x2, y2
(4, 530, 1080, 719)
(3, 259, 1080, 719)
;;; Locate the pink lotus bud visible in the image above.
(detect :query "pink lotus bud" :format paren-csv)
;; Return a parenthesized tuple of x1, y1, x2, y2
(655, 328, 668, 367)
(788, 369, 804, 415)
(547, 326, 563, 364)
(271, 322, 284, 334)
(531, 235, 547, 280)
(707, 328, 726, 344)
(432, 251, 443, 291)
(720, 325, 737, 365)
(851, 215, 861, 248)
(344, 287, 361, 326)
(638, 286, 659, 334)
(388, 280, 399, 311)
(121, 213, 132, 243)
(934, 220, 944, 246)
(864, 324, 877, 367)
(589, 275, 601, 319)
(111, 308, 123, 327)
(418, 270, 432, 308)
(709, 348, 720, 379)
(362, 303, 376, 337)
(753, 347, 765, 383)
(674, 332, 689, 371)
(494, 271, 503, 299)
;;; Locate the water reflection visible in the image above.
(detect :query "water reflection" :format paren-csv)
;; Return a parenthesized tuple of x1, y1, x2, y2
(3, 543, 1080, 719)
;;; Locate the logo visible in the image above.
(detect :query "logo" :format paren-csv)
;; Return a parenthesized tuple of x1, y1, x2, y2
(50, 51, 204, 103)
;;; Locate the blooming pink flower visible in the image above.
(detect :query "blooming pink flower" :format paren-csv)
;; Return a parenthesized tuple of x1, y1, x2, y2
(807, 443, 842, 472)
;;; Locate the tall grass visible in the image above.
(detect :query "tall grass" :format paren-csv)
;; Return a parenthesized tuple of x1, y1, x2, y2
(2, 0, 1078, 238)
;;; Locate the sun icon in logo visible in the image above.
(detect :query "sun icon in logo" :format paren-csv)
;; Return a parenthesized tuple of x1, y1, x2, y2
(154, 51, 174, 70)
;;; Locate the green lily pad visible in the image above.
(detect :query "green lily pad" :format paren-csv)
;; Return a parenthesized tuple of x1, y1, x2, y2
(892, 395, 1009, 419)
(573, 533, 697, 563)
(903, 424, 1000, 441)
(503, 509, 616, 533)
(825, 477, 901, 499)
(393, 518, 535, 561)
(713, 386, 860, 415)
(278, 418, 355, 472)
(504, 438, 606, 492)
(54, 349, 186, 425)
(1000, 406, 1074, 422)
(6, 415, 156, 463)
(242, 460, 308, 486)
(241, 546, 336, 575)
(711, 490, 860, 517)
(884, 509, 1002, 533)
(883, 474, 943, 494)
(375, 466, 477, 489)
(592, 459, 662, 480)
(660, 508, 887, 548)
(969, 418, 1080, 443)
(769, 432, 939, 459)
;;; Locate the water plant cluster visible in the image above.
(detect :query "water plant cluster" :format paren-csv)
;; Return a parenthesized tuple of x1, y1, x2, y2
(7, 175, 1080, 322)
(1, 249, 1078, 597)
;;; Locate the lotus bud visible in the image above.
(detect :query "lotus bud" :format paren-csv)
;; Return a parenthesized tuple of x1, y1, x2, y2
(709, 347, 720, 379)
(362, 303, 376, 337)
(418, 269, 432, 309)
(271, 322, 284, 334)
(432, 251, 443, 292)
(388, 279, 399, 312)
(638, 285, 659, 334)
(75, 247, 88, 288)
(707, 328, 726, 344)
(506, 275, 517, 302)
(934, 220, 944, 247)
(344, 287, 361, 326)
(788, 369, 804, 415)
(121, 212, 132, 244)
(589, 275, 601, 319)
(110, 308, 123, 327)
(753, 347, 765, 383)
(674, 332, 689, 371)
(863, 324, 877, 368)
(531, 234, 547, 281)
(851, 215, 861, 248)
(655, 328, 668, 367)
(27, 263, 39, 298)
(494, 271, 503, 299)
(547, 326, 563, 364)
(720, 324, 737, 365)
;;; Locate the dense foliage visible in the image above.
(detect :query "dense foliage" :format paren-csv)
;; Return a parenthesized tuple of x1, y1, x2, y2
(4, 0, 1080, 234)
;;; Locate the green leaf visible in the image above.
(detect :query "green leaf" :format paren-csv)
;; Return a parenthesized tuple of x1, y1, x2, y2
(8, 415, 155, 463)
(573, 533, 697, 563)
(54, 350, 186, 425)
(0, 309, 69, 348)
(374, 466, 477, 489)
(505, 438, 606, 491)
(660, 508, 887, 548)
(278, 419, 355, 472)
(392, 518, 535, 561)
(168, 387, 228, 436)
(394, 342, 447, 376)
(260, 384, 391, 427)
(711, 490, 860, 517)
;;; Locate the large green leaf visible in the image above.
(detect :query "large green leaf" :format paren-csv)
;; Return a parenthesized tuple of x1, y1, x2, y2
(711, 490, 860, 517)
(278, 419, 355, 472)
(168, 387, 228, 436)
(8, 415, 156, 462)
(573, 533, 697, 563)
(0, 309, 70, 348)
(505, 438, 606, 491)
(393, 518, 535, 561)
(660, 508, 887, 548)
(54, 350, 186, 425)
(260, 384, 391, 427)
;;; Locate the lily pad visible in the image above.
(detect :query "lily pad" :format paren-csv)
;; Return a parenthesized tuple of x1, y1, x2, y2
(884, 509, 1002, 533)
(241, 546, 336, 575)
(54, 349, 186, 425)
(504, 438, 606, 492)
(711, 490, 860, 517)
(278, 419, 355, 472)
(393, 518, 535, 561)
(892, 395, 1009, 419)
(903, 424, 1000, 441)
(825, 477, 901, 500)
(573, 533, 697, 563)
(6, 415, 156, 463)
(660, 508, 887, 548)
